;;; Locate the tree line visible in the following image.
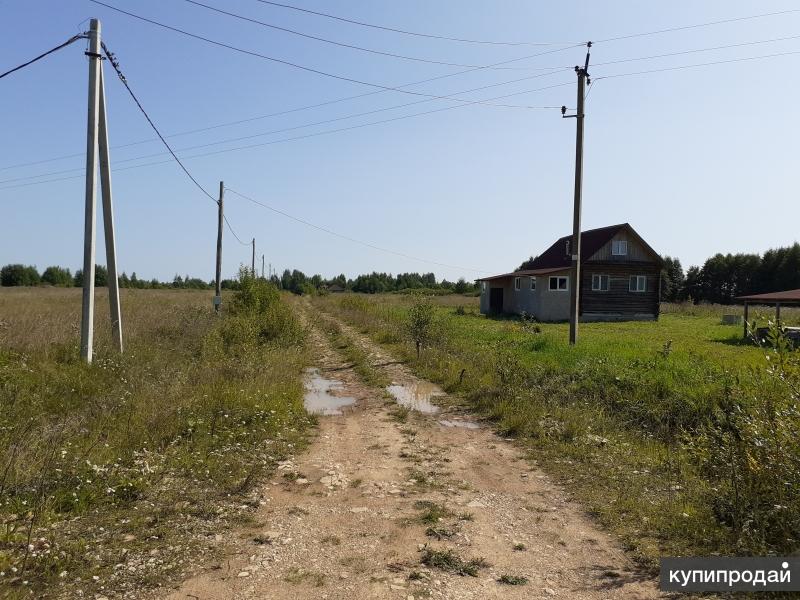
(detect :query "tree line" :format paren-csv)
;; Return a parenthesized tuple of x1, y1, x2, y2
(272, 269, 477, 295)
(0, 264, 479, 296)
(659, 243, 800, 304)
(0, 264, 216, 290)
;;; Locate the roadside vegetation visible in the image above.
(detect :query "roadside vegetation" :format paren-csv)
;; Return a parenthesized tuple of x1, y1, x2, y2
(314, 293, 800, 568)
(0, 273, 312, 598)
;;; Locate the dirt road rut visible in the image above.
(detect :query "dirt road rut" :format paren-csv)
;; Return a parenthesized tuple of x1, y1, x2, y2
(162, 306, 662, 599)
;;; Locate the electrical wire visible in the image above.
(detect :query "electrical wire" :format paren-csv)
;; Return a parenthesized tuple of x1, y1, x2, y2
(593, 49, 800, 80)
(88, 1, 582, 106)
(223, 214, 251, 245)
(0, 33, 86, 80)
(182, 0, 571, 70)
(225, 187, 491, 274)
(250, 0, 578, 47)
(0, 69, 568, 186)
(592, 33, 800, 68)
(594, 7, 800, 44)
(101, 41, 218, 204)
(7, 27, 797, 174)
(0, 80, 573, 188)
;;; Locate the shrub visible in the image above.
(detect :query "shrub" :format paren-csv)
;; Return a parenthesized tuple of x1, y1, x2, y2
(407, 295, 436, 358)
(41, 266, 72, 287)
(0, 264, 40, 286)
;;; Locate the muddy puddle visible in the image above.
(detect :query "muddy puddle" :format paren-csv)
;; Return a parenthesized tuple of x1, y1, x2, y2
(438, 419, 480, 429)
(386, 381, 443, 414)
(304, 368, 355, 416)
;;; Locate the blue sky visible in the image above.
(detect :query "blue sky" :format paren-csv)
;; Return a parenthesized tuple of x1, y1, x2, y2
(1, 0, 798, 282)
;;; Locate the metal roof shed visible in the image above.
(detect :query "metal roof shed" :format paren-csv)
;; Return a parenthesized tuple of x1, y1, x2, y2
(736, 288, 800, 338)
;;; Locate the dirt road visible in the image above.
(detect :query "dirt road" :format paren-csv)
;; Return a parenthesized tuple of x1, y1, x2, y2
(160, 305, 662, 599)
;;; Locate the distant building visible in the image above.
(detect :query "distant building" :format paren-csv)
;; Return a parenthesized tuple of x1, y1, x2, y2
(477, 223, 662, 322)
(326, 283, 346, 293)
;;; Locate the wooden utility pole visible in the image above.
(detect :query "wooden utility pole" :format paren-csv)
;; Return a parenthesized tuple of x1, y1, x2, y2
(98, 64, 123, 352)
(251, 238, 256, 277)
(563, 42, 591, 346)
(215, 181, 223, 312)
(80, 18, 102, 363)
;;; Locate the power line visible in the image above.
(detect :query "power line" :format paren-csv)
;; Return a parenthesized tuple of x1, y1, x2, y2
(88, 1, 581, 106)
(8, 42, 800, 191)
(5, 9, 580, 172)
(595, 7, 800, 44)
(594, 49, 800, 80)
(251, 0, 578, 47)
(592, 33, 800, 68)
(8, 27, 799, 173)
(225, 187, 491, 274)
(100, 41, 218, 204)
(0, 33, 86, 80)
(6, 27, 798, 174)
(182, 0, 570, 70)
(2, 80, 573, 188)
(223, 214, 251, 245)
(0, 70, 568, 186)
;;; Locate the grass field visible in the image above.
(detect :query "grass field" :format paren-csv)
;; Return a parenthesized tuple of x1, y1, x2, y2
(314, 293, 800, 568)
(0, 284, 313, 598)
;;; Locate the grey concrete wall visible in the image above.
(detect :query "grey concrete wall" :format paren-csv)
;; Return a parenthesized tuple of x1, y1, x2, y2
(480, 270, 570, 321)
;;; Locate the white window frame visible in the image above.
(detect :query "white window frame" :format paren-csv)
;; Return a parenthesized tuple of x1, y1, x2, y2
(514, 277, 521, 291)
(591, 274, 609, 291)
(629, 275, 647, 292)
(481, 281, 487, 292)
(549, 276, 568, 291)
(612, 240, 628, 256)
(530, 276, 536, 291)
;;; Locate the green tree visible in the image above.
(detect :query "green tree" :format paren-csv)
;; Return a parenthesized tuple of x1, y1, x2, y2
(73, 265, 109, 287)
(407, 295, 436, 359)
(660, 256, 685, 302)
(517, 255, 537, 270)
(41, 265, 72, 287)
(0, 264, 40, 286)
(454, 278, 468, 294)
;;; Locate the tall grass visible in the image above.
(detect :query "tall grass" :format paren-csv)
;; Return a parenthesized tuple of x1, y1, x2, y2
(0, 283, 312, 597)
(315, 293, 800, 567)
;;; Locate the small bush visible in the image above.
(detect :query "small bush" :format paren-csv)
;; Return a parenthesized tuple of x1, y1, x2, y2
(421, 548, 487, 576)
(498, 574, 528, 585)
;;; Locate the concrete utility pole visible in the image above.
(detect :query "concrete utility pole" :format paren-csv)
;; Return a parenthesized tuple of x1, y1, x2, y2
(215, 181, 224, 312)
(80, 18, 102, 363)
(261, 254, 265, 279)
(251, 238, 256, 277)
(98, 64, 123, 352)
(563, 42, 591, 346)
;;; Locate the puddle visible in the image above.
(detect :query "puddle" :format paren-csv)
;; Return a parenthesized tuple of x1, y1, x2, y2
(386, 381, 442, 414)
(303, 368, 355, 416)
(438, 419, 480, 429)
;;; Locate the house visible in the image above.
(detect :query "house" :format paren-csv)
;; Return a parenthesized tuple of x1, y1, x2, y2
(477, 223, 662, 321)
(325, 283, 346, 293)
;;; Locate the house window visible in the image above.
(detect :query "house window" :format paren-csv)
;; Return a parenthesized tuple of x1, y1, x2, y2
(612, 240, 628, 256)
(629, 275, 647, 292)
(591, 274, 609, 291)
(549, 276, 568, 291)
(514, 277, 521, 291)
(530, 277, 536, 291)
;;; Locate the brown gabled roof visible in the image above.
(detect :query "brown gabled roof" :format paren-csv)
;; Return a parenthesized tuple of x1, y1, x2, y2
(477, 267, 567, 282)
(528, 223, 661, 269)
(737, 289, 800, 303)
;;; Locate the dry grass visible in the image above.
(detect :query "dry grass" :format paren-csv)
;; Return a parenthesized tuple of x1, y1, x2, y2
(0, 286, 312, 598)
(0, 287, 220, 356)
